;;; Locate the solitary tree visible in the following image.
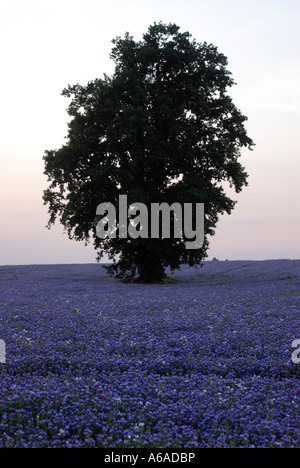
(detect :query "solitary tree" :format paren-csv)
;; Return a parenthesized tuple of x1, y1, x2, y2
(43, 22, 254, 282)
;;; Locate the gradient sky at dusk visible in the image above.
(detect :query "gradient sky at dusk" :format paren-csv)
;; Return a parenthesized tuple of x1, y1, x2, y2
(0, 0, 299, 265)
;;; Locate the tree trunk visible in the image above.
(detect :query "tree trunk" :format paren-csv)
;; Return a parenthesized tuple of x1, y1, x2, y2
(137, 257, 165, 283)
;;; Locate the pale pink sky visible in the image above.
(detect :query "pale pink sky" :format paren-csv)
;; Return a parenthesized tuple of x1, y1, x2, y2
(0, 0, 299, 264)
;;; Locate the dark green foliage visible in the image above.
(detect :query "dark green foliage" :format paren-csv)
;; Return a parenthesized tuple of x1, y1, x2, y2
(43, 22, 254, 282)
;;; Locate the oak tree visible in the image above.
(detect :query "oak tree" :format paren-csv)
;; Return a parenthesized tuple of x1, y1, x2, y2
(43, 22, 254, 282)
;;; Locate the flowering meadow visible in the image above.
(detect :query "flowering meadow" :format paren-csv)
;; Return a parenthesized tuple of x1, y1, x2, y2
(0, 259, 299, 448)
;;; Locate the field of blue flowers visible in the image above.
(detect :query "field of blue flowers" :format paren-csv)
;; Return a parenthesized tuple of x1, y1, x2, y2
(0, 259, 299, 448)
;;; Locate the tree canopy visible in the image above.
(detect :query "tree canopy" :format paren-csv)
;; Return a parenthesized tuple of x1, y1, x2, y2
(43, 22, 254, 282)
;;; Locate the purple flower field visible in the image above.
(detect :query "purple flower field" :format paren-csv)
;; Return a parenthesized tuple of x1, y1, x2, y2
(0, 260, 300, 448)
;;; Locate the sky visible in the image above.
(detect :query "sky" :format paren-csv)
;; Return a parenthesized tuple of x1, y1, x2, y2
(0, 0, 299, 265)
